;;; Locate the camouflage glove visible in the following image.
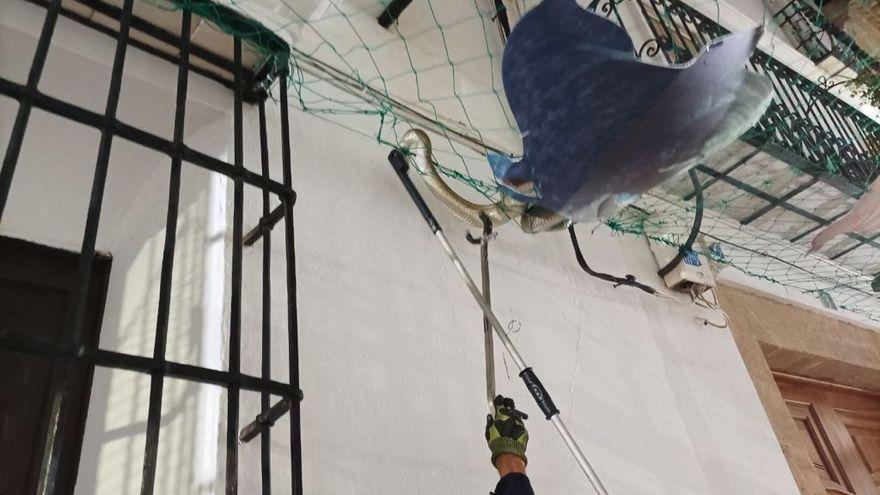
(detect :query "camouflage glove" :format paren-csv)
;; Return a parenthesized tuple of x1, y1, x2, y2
(485, 395, 529, 466)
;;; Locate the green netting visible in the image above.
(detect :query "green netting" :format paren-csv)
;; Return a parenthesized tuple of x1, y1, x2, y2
(144, 0, 880, 323)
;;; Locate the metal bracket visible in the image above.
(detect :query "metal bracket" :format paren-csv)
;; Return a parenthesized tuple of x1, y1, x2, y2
(239, 397, 297, 443)
(243, 204, 286, 247)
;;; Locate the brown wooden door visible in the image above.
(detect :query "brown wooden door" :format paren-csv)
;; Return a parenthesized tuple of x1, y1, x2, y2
(0, 237, 111, 494)
(776, 373, 880, 495)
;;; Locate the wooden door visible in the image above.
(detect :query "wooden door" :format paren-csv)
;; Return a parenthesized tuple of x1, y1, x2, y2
(775, 372, 880, 495)
(0, 237, 111, 494)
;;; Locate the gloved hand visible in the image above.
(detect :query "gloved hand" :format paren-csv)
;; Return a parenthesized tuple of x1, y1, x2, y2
(485, 395, 529, 466)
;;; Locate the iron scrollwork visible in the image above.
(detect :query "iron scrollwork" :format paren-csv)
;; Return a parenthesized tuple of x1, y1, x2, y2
(636, 36, 672, 57)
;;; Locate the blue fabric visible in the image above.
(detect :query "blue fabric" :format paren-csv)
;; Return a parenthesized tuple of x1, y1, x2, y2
(493, 473, 535, 495)
(492, 0, 771, 223)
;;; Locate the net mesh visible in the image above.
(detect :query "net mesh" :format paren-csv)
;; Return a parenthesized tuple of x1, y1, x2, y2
(147, 0, 880, 322)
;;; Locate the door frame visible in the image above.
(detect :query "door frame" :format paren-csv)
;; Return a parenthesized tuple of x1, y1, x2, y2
(774, 371, 880, 495)
(0, 235, 112, 493)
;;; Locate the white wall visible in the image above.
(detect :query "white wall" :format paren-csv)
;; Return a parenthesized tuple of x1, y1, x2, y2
(1, 2, 800, 494)
(242, 105, 800, 495)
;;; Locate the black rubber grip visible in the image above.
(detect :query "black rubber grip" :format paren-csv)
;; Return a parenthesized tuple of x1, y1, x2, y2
(378, 0, 414, 28)
(388, 149, 442, 233)
(519, 367, 560, 420)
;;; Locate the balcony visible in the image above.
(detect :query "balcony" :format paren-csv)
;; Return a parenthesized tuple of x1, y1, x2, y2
(773, 0, 877, 72)
(595, 0, 880, 320)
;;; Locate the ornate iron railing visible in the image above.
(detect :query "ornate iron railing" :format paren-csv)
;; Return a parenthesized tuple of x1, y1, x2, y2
(592, 0, 880, 259)
(647, 0, 879, 184)
(774, 0, 877, 72)
(596, 0, 880, 188)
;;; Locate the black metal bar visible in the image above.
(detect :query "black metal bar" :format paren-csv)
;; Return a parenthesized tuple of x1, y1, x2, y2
(815, 97, 868, 169)
(806, 99, 852, 161)
(279, 73, 304, 495)
(752, 101, 799, 156)
(696, 165, 880, 250)
(257, 98, 273, 495)
(0, 78, 295, 199)
(761, 142, 862, 197)
(226, 36, 244, 495)
(769, 67, 823, 162)
(243, 204, 285, 247)
(830, 231, 880, 260)
(682, 147, 761, 201)
(141, 9, 191, 494)
(240, 399, 290, 443)
(378, 0, 414, 28)
(696, 164, 822, 221)
(644, 0, 679, 63)
(0, 0, 61, 222)
(847, 116, 875, 157)
(658, 169, 702, 277)
(39, 1, 134, 491)
(792, 80, 843, 144)
(388, 151, 442, 233)
(0, 335, 303, 398)
(479, 214, 494, 404)
(822, 98, 866, 155)
(679, 10, 711, 45)
(0, 2, 306, 491)
(6, 0, 61, 483)
(771, 72, 825, 161)
(740, 176, 819, 225)
(94, 350, 301, 397)
(789, 210, 846, 242)
(696, 165, 827, 217)
(851, 116, 880, 156)
(665, 9, 699, 58)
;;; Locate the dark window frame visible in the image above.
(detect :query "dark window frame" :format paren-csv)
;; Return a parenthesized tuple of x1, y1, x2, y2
(0, 235, 111, 494)
(0, 1, 303, 494)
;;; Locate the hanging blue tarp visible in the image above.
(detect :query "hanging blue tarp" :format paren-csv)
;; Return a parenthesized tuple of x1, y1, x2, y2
(489, 0, 773, 223)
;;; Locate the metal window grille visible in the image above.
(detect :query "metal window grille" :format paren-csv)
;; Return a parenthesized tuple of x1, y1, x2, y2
(0, 1, 303, 494)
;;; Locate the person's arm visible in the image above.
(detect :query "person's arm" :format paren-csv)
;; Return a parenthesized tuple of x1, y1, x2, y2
(495, 454, 526, 478)
(486, 396, 535, 495)
(493, 454, 534, 495)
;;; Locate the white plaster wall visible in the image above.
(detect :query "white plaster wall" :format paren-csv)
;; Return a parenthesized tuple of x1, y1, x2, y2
(231, 102, 800, 494)
(1, 2, 801, 494)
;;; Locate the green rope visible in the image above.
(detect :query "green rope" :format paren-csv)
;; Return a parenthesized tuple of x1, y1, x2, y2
(140, 0, 880, 323)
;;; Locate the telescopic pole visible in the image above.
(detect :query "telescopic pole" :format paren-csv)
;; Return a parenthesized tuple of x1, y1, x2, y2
(387, 149, 608, 495)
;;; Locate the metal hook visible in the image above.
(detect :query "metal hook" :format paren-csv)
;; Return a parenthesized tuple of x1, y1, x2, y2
(466, 212, 494, 244)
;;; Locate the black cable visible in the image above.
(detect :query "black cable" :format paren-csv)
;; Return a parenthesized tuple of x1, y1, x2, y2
(657, 169, 703, 278)
(568, 225, 658, 295)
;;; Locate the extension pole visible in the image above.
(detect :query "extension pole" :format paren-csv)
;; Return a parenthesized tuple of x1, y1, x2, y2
(473, 215, 496, 412)
(387, 150, 609, 495)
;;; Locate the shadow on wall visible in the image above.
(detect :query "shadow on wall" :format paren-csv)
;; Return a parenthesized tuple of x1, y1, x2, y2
(0, 32, 231, 495)
(0, 110, 232, 495)
(74, 116, 233, 495)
